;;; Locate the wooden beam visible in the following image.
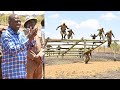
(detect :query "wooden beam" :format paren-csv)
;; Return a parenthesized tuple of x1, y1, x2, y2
(45, 55, 82, 57)
(46, 44, 100, 46)
(44, 38, 50, 48)
(44, 47, 92, 50)
(83, 40, 107, 54)
(44, 38, 119, 57)
(62, 40, 82, 55)
(46, 39, 84, 42)
(46, 38, 119, 42)
(44, 50, 84, 52)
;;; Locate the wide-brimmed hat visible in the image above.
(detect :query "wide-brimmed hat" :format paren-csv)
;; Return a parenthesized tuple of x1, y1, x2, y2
(24, 16, 37, 28)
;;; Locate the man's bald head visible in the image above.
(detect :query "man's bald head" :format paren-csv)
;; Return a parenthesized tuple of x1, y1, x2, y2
(8, 14, 18, 23)
(8, 14, 21, 31)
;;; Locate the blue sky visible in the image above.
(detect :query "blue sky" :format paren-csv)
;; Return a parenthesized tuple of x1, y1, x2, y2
(45, 11, 120, 42)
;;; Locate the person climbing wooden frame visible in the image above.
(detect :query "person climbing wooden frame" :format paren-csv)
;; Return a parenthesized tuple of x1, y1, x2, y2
(105, 30, 115, 48)
(56, 23, 69, 40)
(91, 34, 97, 44)
(97, 28, 105, 40)
(67, 29, 75, 39)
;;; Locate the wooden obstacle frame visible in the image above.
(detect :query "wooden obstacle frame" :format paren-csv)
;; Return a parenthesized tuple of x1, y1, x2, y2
(44, 38, 119, 58)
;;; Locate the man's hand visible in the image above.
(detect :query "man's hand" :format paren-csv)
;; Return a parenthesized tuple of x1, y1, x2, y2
(33, 55, 42, 65)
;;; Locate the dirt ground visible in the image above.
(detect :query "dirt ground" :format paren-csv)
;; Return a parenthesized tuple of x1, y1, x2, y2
(44, 52, 120, 79)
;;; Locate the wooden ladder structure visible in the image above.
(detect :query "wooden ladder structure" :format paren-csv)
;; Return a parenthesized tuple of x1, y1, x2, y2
(44, 38, 119, 58)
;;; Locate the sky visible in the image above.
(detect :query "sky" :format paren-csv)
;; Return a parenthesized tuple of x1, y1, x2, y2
(45, 11, 120, 42)
(0, 11, 44, 15)
(0, 11, 119, 47)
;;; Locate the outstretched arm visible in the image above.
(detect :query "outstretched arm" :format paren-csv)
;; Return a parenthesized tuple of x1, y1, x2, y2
(56, 25, 61, 30)
(112, 33, 115, 38)
(66, 25, 69, 29)
(95, 34, 98, 37)
(72, 31, 75, 35)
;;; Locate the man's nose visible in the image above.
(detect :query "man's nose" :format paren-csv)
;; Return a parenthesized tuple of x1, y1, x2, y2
(17, 21, 21, 24)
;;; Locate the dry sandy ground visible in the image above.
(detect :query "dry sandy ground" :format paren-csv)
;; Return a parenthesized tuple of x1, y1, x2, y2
(44, 52, 120, 79)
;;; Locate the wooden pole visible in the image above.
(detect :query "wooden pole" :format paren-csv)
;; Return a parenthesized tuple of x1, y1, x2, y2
(84, 39, 86, 52)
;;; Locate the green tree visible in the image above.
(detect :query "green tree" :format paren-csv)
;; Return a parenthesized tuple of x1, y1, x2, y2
(110, 41, 119, 52)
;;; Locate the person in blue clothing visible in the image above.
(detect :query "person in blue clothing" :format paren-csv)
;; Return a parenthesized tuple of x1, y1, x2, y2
(1, 14, 38, 79)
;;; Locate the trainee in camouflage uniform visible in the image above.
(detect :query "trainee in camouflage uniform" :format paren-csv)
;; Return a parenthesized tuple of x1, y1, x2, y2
(67, 29, 74, 39)
(105, 30, 115, 47)
(56, 45, 61, 57)
(56, 23, 69, 39)
(97, 28, 105, 40)
(91, 34, 97, 44)
(83, 49, 92, 64)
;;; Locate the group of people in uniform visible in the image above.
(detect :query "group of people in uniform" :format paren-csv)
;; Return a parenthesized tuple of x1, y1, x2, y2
(56, 23, 115, 48)
(56, 23, 116, 64)
(91, 27, 115, 47)
(86, 28, 115, 64)
(56, 23, 74, 40)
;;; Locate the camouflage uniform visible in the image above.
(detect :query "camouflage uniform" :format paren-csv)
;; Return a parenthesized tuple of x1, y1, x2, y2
(56, 23, 69, 39)
(56, 45, 61, 57)
(83, 50, 92, 64)
(105, 30, 115, 47)
(67, 29, 74, 39)
(91, 34, 97, 44)
(97, 28, 105, 40)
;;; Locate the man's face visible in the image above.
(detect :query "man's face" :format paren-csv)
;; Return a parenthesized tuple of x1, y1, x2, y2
(11, 15, 21, 31)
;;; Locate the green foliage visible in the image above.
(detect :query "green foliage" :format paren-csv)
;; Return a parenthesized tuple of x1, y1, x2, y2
(0, 14, 44, 26)
(110, 41, 120, 52)
(0, 14, 9, 25)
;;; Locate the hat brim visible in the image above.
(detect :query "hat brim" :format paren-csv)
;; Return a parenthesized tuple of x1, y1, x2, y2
(24, 19, 37, 28)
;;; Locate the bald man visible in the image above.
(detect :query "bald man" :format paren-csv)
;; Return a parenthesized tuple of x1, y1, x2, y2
(1, 14, 38, 79)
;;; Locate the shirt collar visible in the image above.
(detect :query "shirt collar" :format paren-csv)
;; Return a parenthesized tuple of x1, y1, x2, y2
(8, 26, 20, 35)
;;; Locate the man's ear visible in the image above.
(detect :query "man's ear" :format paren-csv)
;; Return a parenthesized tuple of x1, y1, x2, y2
(8, 20, 11, 25)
